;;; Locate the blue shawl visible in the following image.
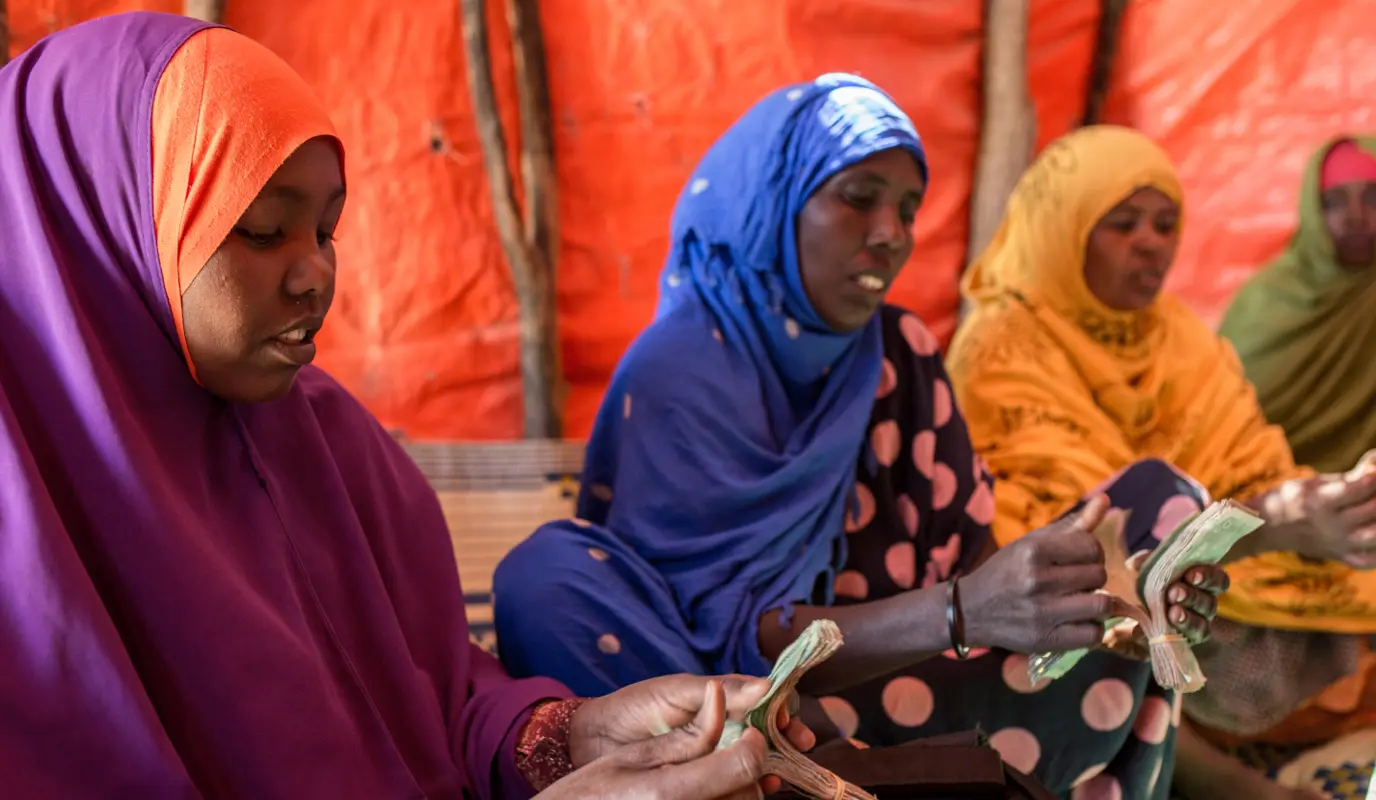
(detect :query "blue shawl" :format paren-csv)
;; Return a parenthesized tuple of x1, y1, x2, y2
(542, 74, 924, 676)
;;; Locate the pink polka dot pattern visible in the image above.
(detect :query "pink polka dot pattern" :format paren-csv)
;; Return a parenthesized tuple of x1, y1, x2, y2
(932, 462, 958, 510)
(712, 328, 723, 342)
(912, 431, 936, 478)
(1147, 757, 1163, 796)
(881, 676, 934, 727)
(988, 727, 1041, 774)
(876, 358, 897, 399)
(1132, 696, 1171, 745)
(1070, 772, 1122, 800)
(1153, 494, 1201, 540)
(870, 420, 901, 467)
(1000, 653, 1049, 694)
(940, 646, 991, 660)
(597, 633, 621, 654)
(965, 479, 995, 526)
(1081, 678, 1135, 732)
(927, 534, 961, 581)
(587, 547, 610, 561)
(833, 570, 869, 600)
(571, 517, 591, 528)
(1071, 764, 1107, 787)
(845, 483, 876, 533)
(932, 379, 953, 428)
(897, 494, 919, 537)
(590, 484, 614, 502)
(885, 541, 916, 589)
(818, 696, 860, 738)
(623, 394, 632, 419)
(899, 314, 938, 356)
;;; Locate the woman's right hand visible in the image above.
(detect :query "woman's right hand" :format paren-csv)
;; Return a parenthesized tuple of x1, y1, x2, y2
(958, 495, 1117, 653)
(1287, 467, 1376, 569)
(535, 679, 772, 800)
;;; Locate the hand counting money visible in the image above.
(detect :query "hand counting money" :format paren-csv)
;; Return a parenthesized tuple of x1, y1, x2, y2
(717, 619, 876, 800)
(1027, 499, 1264, 693)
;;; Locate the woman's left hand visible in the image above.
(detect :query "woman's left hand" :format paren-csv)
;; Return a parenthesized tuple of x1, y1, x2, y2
(1102, 557, 1229, 659)
(569, 674, 816, 795)
(1159, 563, 1229, 642)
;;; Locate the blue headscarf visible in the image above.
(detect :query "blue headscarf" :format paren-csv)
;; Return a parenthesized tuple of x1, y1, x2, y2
(497, 74, 926, 681)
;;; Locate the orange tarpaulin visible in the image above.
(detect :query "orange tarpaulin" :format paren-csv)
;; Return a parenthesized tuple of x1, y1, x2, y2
(9, 0, 1368, 439)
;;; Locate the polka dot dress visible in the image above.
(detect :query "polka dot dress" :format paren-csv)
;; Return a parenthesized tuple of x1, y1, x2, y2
(812, 305, 1208, 799)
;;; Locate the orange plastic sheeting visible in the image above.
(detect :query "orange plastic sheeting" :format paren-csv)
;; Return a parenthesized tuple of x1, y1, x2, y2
(490, 0, 987, 437)
(1105, 0, 1376, 327)
(11, 0, 985, 439)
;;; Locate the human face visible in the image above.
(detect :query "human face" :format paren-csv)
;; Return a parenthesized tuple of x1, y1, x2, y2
(1083, 187, 1180, 311)
(1320, 179, 1376, 269)
(796, 148, 926, 332)
(182, 138, 345, 403)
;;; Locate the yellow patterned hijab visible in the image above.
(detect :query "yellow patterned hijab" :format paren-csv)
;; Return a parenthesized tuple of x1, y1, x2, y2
(947, 125, 1376, 632)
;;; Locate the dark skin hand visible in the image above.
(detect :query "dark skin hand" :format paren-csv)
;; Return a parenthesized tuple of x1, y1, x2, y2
(1230, 469, 1376, 569)
(569, 675, 815, 797)
(759, 496, 1227, 694)
(544, 679, 799, 800)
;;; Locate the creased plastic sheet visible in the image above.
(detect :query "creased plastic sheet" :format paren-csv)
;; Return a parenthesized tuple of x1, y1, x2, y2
(10, 0, 984, 438)
(1105, 0, 1376, 327)
(12, 1, 1368, 438)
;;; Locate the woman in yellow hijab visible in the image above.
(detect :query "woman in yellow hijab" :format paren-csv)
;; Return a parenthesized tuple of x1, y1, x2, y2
(946, 125, 1376, 799)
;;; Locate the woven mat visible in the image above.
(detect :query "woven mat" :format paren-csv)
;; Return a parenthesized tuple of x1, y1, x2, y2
(400, 439, 586, 655)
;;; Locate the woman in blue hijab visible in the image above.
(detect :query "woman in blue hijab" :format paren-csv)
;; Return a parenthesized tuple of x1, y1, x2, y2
(495, 74, 1228, 797)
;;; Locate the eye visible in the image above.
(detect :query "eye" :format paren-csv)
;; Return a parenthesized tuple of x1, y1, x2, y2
(841, 188, 878, 211)
(899, 199, 920, 226)
(1154, 217, 1179, 236)
(1103, 216, 1137, 234)
(234, 227, 283, 248)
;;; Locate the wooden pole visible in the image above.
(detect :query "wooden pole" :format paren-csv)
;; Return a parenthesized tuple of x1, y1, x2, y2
(963, 0, 1034, 319)
(184, 0, 226, 23)
(0, 0, 10, 69)
(1082, 0, 1129, 126)
(460, 0, 563, 439)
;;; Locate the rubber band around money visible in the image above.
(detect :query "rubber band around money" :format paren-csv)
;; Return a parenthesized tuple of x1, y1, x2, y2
(831, 774, 846, 800)
(1147, 633, 1186, 645)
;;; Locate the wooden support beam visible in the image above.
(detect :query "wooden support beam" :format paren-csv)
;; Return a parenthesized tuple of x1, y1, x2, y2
(1082, 0, 1129, 126)
(184, 0, 226, 24)
(460, 0, 563, 439)
(965, 0, 1035, 311)
(0, 0, 10, 69)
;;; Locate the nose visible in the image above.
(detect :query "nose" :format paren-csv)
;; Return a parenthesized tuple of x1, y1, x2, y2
(866, 203, 906, 252)
(283, 244, 334, 302)
(1131, 224, 1171, 254)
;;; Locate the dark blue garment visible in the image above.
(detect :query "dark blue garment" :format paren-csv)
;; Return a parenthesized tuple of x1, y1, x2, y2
(494, 74, 926, 678)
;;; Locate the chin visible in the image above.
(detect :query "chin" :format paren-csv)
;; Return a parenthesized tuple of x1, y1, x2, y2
(205, 368, 301, 404)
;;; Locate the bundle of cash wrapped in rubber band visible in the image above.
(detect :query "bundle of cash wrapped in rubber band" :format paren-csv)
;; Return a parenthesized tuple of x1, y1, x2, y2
(717, 619, 875, 800)
(1028, 499, 1265, 692)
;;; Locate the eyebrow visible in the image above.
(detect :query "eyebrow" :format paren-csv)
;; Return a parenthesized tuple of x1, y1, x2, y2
(846, 170, 927, 198)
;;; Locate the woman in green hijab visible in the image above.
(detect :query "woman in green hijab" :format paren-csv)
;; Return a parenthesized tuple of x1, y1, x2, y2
(1220, 136, 1376, 473)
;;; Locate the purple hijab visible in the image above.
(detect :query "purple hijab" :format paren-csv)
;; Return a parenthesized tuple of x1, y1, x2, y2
(0, 12, 567, 798)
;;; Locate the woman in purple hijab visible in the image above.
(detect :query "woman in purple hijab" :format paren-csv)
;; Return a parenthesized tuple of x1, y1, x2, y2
(0, 12, 809, 799)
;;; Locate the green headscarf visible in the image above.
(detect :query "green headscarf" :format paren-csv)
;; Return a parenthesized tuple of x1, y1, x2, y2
(1218, 136, 1376, 473)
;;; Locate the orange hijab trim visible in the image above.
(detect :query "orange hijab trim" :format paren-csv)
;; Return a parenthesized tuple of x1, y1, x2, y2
(151, 27, 340, 380)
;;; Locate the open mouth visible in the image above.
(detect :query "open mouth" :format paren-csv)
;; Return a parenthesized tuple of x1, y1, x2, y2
(853, 273, 889, 293)
(275, 327, 318, 346)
